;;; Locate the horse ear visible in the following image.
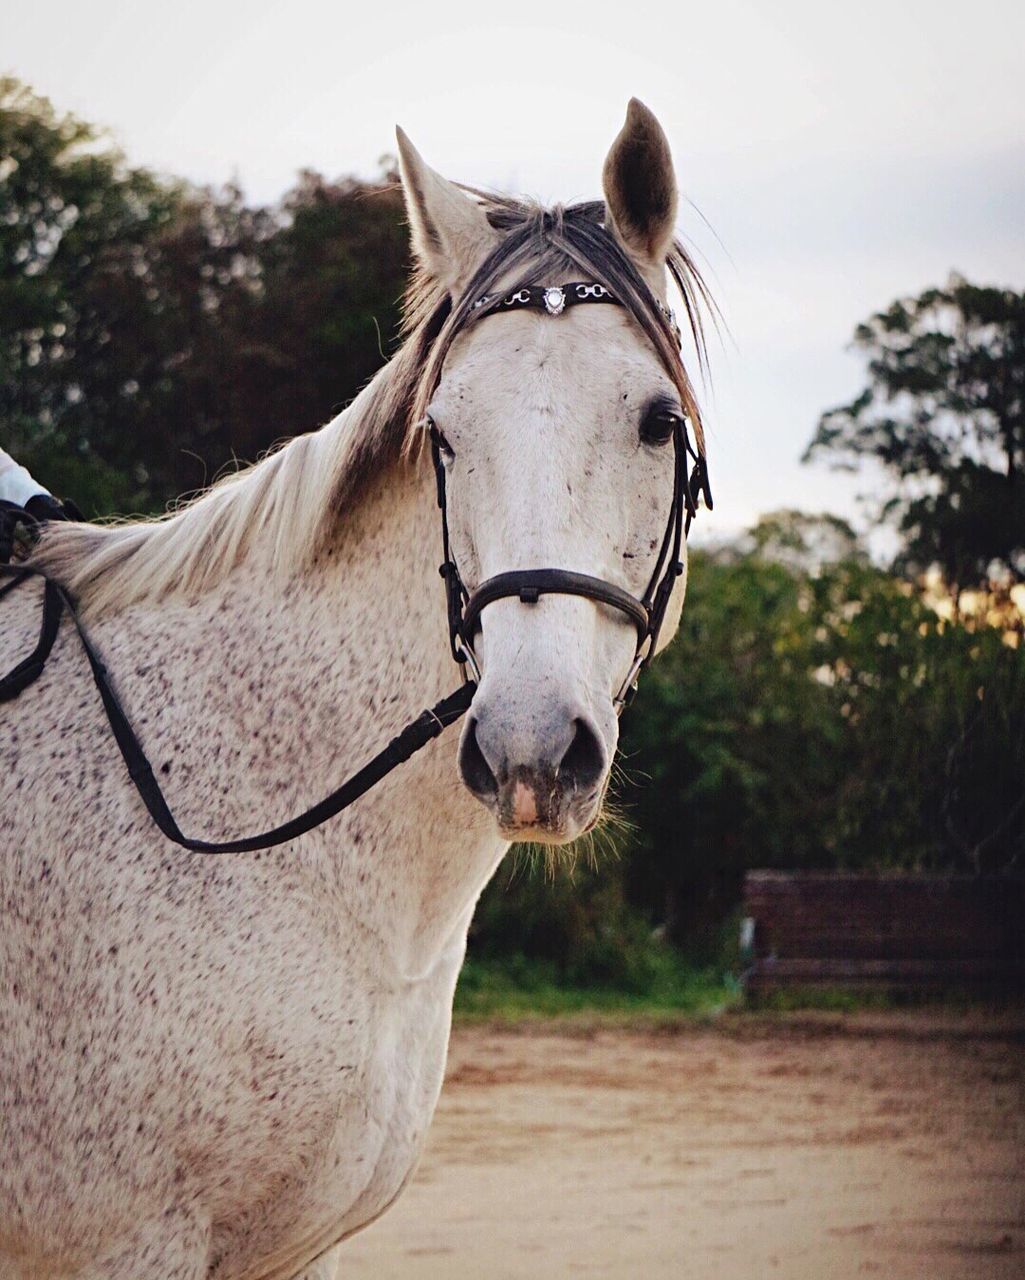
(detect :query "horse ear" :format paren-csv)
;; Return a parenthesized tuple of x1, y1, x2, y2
(602, 99, 679, 272)
(396, 127, 498, 293)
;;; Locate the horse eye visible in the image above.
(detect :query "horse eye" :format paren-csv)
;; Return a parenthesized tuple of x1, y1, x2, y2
(428, 419, 455, 464)
(640, 406, 680, 446)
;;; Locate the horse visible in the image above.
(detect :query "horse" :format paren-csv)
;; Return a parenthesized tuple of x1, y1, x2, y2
(0, 99, 712, 1279)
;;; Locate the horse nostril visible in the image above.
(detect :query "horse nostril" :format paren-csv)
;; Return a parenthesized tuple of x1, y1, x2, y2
(557, 718, 607, 795)
(459, 717, 499, 800)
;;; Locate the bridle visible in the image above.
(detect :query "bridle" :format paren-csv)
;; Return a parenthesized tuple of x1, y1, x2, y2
(0, 279, 710, 854)
(431, 279, 710, 709)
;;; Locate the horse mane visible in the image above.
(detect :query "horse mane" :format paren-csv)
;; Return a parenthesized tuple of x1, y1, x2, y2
(30, 194, 715, 616)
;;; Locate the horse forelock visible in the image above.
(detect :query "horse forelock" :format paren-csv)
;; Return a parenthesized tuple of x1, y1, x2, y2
(30, 193, 715, 616)
(387, 194, 715, 456)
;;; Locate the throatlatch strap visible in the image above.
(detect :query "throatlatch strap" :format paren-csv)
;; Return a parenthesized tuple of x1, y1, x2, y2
(0, 564, 475, 854)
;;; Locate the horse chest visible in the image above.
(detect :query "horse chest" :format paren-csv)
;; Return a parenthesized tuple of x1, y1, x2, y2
(0, 824, 464, 1279)
(1, 519, 495, 1277)
(206, 957, 460, 1280)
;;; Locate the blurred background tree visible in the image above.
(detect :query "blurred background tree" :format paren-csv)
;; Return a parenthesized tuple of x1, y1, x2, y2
(4, 80, 1023, 989)
(804, 277, 1025, 596)
(616, 518, 1024, 950)
(477, 516, 1023, 970)
(0, 77, 407, 515)
(1, 76, 184, 511)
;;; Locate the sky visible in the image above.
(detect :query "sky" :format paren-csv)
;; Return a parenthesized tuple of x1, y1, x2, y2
(5, 0, 1024, 546)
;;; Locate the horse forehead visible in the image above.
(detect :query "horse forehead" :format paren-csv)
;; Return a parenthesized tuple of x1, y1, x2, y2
(449, 306, 657, 409)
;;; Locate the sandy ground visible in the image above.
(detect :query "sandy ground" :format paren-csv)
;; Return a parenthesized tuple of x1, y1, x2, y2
(344, 1013, 1025, 1279)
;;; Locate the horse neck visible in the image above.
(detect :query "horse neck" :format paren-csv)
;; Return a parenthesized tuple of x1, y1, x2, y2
(206, 455, 505, 979)
(313, 458, 506, 973)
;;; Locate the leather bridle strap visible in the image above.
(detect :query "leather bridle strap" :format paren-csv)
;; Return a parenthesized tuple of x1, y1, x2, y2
(431, 402, 706, 706)
(430, 278, 711, 707)
(463, 569, 649, 642)
(0, 500, 71, 699)
(0, 562, 476, 854)
(0, 574, 65, 702)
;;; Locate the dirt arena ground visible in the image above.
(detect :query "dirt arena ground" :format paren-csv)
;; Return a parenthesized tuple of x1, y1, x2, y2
(345, 1012, 1024, 1279)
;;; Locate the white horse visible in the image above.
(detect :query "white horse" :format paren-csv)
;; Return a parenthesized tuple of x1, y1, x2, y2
(1, 100, 711, 1279)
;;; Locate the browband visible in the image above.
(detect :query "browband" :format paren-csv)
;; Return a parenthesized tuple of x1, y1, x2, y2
(472, 280, 681, 345)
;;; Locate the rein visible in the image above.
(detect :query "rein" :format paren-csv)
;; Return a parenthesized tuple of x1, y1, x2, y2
(0, 281, 709, 854)
(0, 557, 476, 853)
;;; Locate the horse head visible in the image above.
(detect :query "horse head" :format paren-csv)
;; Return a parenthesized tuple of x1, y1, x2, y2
(397, 100, 708, 844)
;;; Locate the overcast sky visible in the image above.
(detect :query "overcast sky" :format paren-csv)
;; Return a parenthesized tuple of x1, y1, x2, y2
(5, 0, 1024, 544)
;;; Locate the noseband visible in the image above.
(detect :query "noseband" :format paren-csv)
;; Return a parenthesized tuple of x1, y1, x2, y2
(0, 278, 711, 854)
(430, 280, 711, 708)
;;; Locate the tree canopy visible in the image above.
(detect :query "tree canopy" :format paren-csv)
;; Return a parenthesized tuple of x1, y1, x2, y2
(804, 276, 1025, 594)
(0, 77, 408, 515)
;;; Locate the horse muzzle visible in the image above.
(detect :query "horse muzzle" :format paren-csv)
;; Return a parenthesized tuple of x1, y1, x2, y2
(458, 705, 610, 842)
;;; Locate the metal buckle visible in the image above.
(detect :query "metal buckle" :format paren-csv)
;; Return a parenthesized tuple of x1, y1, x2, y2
(613, 645, 650, 714)
(455, 635, 483, 685)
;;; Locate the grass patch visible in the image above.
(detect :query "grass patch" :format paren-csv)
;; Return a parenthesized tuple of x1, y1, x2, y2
(746, 984, 1025, 1014)
(746, 986, 898, 1013)
(453, 960, 1023, 1026)
(453, 954, 742, 1023)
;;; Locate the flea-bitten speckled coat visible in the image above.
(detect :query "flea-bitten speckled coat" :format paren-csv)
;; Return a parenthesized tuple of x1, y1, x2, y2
(1, 459, 505, 1279)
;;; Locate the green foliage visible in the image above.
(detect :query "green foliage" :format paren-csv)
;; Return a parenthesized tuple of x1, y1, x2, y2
(454, 954, 739, 1021)
(804, 276, 1025, 592)
(617, 514, 1025, 947)
(1, 78, 182, 511)
(745, 986, 897, 1013)
(469, 850, 680, 992)
(0, 77, 408, 516)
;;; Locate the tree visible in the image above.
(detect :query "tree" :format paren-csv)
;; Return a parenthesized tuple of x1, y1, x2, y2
(615, 515, 1024, 948)
(804, 276, 1025, 594)
(1, 79, 409, 516)
(0, 77, 186, 511)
